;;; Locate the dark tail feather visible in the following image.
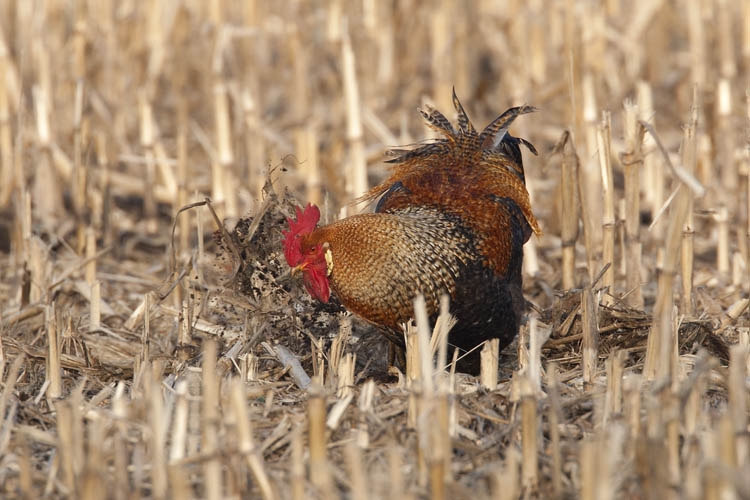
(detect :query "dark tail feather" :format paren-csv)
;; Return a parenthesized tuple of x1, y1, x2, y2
(452, 88, 476, 135)
(494, 134, 538, 172)
(479, 105, 537, 152)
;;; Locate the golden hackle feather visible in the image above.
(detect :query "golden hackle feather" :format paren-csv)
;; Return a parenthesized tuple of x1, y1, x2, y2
(302, 207, 475, 334)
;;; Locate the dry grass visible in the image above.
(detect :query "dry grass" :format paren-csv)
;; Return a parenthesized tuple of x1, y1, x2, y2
(1, 1, 749, 498)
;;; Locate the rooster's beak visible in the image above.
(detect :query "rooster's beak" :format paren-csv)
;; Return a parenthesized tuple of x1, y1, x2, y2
(290, 263, 307, 277)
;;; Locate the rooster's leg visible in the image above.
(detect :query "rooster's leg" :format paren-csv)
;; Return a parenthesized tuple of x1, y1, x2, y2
(387, 342, 406, 373)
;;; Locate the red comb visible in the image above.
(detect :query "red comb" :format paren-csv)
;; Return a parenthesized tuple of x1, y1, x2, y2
(282, 204, 320, 266)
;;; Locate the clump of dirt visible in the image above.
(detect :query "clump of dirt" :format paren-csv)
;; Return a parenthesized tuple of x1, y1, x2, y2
(539, 288, 732, 372)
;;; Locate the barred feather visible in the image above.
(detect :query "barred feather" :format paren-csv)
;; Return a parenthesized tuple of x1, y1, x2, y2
(452, 87, 475, 135)
(419, 105, 456, 138)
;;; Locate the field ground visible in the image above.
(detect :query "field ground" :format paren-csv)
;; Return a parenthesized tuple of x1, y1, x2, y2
(0, 1, 749, 499)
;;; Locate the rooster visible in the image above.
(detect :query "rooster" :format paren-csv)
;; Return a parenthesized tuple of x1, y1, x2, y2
(283, 92, 540, 373)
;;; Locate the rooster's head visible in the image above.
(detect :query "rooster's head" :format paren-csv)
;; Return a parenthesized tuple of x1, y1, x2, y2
(282, 203, 330, 303)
